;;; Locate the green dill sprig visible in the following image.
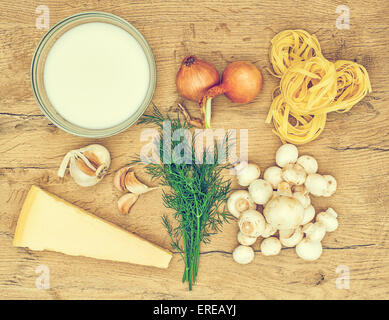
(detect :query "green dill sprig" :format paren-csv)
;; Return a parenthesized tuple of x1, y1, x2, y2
(135, 105, 233, 290)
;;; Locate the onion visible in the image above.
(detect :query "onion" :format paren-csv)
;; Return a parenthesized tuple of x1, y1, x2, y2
(201, 61, 263, 128)
(176, 56, 220, 103)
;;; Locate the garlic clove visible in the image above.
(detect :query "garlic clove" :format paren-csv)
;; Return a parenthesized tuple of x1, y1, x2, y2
(114, 167, 130, 192)
(118, 193, 139, 215)
(125, 171, 156, 194)
(69, 157, 99, 187)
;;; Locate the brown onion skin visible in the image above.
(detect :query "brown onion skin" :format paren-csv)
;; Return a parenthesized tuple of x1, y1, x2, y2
(176, 56, 220, 103)
(221, 61, 263, 104)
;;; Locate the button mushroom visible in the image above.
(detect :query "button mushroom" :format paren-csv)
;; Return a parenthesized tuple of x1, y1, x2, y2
(277, 181, 292, 197)
(263, 166, 283, 189)
(233, 245, 255, 264)
(301, 205, 315, 225)
(227, 190, 256, 218)
(279, 227, 303, 247)
(281, 163, 307, 185)
(235, 162, 261, 187)
(264, 195, 304, 230)
(323, 175, 337, 197)
(248, 179, 273, 205)
(316, 208, 338, 232)
(297, 155, 318, 174)
(261, 237, 282, 256)
(237, 231, 257, 246)
(302, 222, 326, 242)
(238, 209, 266, 237)
(276, 144, 298, 167)
(295, 239, 323, 261)
(293, 191, 311, 208)
(261, 223, 277, 238)
(305, 173, 327, 197)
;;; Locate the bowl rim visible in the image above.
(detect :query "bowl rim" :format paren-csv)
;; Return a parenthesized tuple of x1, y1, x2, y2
(31, 11, 156, 138)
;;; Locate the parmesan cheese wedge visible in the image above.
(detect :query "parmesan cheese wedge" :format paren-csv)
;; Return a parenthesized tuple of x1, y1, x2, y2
(13, 185, 172, 269)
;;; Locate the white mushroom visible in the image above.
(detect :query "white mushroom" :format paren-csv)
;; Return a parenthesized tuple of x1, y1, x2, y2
(293, 191, 311, 208)
(279, 227, 303, 247)
(261, 223, 277, 238)
(232, 245, 255, 264)
(261, 237, 282, 256)
(305, 173, 327, 197)
(237, 231, 257, 246)
(301, 205, 315, 225)
(264, 195, 304, 230)
(295, 239, 323, 261)
(248, 179, 273, 205)
(303, 222, 326, 242)
(292, 184, 308, 195)
(227, 190, 256, 218)
(277, 181, 292, 197)
(276, 144, 298, 167)
(238, 209, 266, 237)
(316, 208, 338, 232)
(235, 162, 261, 187)
(322, 175, 337, 197)
(297, 155, 318, 174)
(281, 163, 307, 185)
(263, 166, 283, 189)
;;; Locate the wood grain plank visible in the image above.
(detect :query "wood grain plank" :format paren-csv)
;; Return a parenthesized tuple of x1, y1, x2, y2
(0, 0, 388, 299)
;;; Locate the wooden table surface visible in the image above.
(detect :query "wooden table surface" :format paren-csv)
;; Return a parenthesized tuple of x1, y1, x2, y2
(0, 0, 388, 300)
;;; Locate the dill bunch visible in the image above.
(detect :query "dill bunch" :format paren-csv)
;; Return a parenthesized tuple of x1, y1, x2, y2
(135, 105, 233, 290)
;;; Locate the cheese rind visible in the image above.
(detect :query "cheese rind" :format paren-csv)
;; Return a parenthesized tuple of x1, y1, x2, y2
(13, 186, 172, 269)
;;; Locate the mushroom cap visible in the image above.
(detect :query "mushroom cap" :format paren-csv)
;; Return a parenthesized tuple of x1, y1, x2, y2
(296, 239, 323, 261)
(293, 191, 311, 209)
(301, 205, 315, 225)
(322, 175, 337, 197)
(316, 211, 339, 232)
(238, 209, 266, 237)
(282, 163, 307, 185)
(261, 223, 277, 238)
(232, 245, 255, 264)
(276, 144, 298, 167)
(303, 222, 326, 242)
(236, 162, 261, 187)
(248, 179, 273, 205)
(277, 181, 292, 197)
(279, 226, 303, 247)
(264, 195, 304, 230)
(297, 155, 318, 174)
(263, 166, 283, 189)
(305, 173, 327, 197)
(227, 190, 256, 218)
(237, 231, 257, 246)
(261, 237, 282, 256)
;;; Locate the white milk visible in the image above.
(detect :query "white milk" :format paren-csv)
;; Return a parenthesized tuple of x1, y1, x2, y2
(44, 22, 150, 129)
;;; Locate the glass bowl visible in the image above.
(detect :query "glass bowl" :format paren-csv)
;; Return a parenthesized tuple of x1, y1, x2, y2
(31, 11, 156, 138)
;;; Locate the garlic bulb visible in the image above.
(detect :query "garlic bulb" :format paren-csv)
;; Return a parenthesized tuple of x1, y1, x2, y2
(58, 144, 111, 187)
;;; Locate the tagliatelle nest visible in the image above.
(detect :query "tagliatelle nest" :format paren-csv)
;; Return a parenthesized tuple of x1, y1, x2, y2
(266, 29, 372, 144)
(269, 29, 323, 77)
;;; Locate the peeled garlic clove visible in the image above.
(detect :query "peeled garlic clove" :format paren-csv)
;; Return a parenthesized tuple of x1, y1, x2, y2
(118, 193, 139, 215)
